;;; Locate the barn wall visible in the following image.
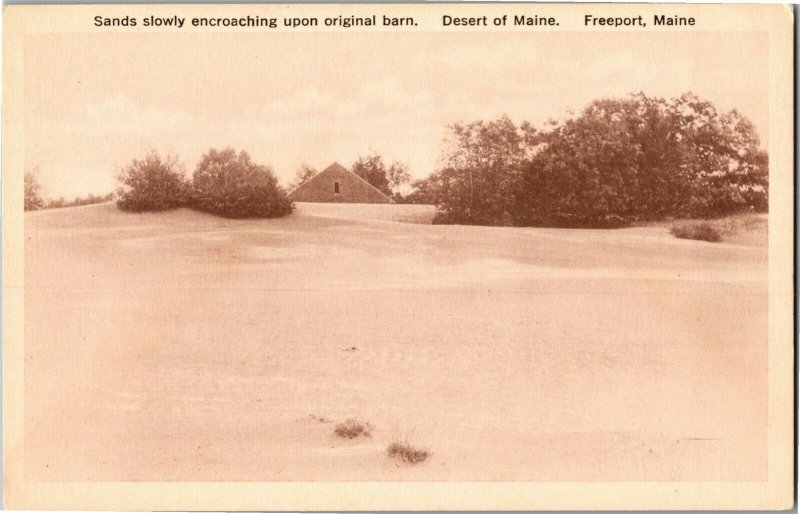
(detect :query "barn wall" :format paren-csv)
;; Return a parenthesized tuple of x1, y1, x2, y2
(288, 165, 392, 204)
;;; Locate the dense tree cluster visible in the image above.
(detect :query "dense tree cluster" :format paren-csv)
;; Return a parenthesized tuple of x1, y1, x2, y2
(417, 93, 768, 227)
(115, 148, 292, 219)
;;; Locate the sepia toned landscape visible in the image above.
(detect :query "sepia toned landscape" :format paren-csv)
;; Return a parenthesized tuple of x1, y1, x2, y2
(24, 201, 767, 481)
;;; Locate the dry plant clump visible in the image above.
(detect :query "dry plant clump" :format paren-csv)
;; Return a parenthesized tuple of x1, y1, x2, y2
(669, 221, 723, 242)
(334, 419, 372, 439)
(669, 213, 767, 243)
(387, 441, 430, 464)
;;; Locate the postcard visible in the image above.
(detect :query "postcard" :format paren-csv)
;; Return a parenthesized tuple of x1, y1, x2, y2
(3, 3, 794, 510)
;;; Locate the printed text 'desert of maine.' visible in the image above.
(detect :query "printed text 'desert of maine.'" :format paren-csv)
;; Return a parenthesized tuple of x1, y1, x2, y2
(442, 15, 559, 27)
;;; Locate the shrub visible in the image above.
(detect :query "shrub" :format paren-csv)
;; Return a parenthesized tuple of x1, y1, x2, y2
(669, 222, 723, 242)
(387, 441, 430, 464)
(334, 419, 372, 439)
(190, 148, 293, 219)
(116, 151, 188, 212)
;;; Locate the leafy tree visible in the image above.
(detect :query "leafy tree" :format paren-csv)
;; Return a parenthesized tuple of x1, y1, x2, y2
(519, 96, 657, 226)
(664, 93, 768, 216)
(386, 162, 412, 201)
(351, 154, 391, 196)
(429, 115, 534, 225)
(289, 163, 318, 191)
(190, 148, 292, 219)
(24, 171, 45, 211)
(116, 151, 188, 212)
(401, 176, 441, 205)
(351, 154, 411, 197)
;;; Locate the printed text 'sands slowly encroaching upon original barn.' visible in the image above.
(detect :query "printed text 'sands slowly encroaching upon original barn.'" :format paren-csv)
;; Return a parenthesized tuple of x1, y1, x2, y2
(288, 162, 393, 204)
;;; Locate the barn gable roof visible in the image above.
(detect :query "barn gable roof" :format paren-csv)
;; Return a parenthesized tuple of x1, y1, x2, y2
(288, 162, 394, 202)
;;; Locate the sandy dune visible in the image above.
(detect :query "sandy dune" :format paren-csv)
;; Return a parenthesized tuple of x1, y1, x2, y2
(294, 201, 437, 224)
(24, 203, 767, 481)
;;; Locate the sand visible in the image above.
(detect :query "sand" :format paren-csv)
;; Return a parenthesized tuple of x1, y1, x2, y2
(23, 202, 768, 482)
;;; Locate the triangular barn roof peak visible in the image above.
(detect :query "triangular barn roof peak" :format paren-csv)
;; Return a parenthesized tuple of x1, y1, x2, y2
(288, 161, 393, 204)
(321, 162, 348, 173)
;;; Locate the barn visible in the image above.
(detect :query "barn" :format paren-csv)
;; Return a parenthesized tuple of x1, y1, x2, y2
(287, 162, 393, 204)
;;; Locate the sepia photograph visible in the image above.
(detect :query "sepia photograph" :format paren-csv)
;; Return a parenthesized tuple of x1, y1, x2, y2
(3, 3, 794, 511)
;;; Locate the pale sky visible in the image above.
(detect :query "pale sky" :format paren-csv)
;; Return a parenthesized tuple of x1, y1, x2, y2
(24, 31, 768, 198)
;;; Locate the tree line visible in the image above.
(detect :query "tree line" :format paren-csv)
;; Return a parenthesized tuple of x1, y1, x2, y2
(25, 92, 768, 226)
(25, 148, 413, 219)
(25, 170, 114, 211)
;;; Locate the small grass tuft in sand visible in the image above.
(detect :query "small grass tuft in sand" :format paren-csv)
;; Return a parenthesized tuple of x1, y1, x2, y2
(387, 441, 430, 464)
(309, 414, 332, 424)
(669, 221, 722, 242)
(334, 419, 372, 439)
